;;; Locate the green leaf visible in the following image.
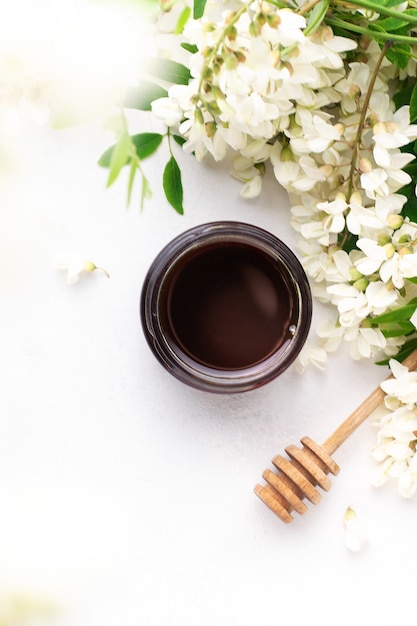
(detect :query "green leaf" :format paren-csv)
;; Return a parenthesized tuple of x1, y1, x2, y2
(381, 0, 412, 6)
(378, 12, 417, 31)
(410, 82, 417, 122)
(381, 321, 415, 337)
(147, 58, 191, 85)
(98, 145, 115, 168)
(132, 133, 164, 159)
(193, 0, 207, 19)
(376, 336, 417, 365)
(371, 300, 417, 325)
(305, 0, 329, 36)
(393, 78, 417, 111)
(402, 194, 417, 223)
(98, 133, 163, 167)
(163, 156, 184, 214)
(173, 134, 186, 147)
(386, 42, 410, 69)
(181, 43, 198, 54)
(175, 5, 191, 34)
(106, 132, 131, 187)
(123, 80, 168, 111)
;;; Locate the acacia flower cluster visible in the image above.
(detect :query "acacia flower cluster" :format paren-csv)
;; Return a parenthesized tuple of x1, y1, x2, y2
(143, 0, 417, 368)
(371, 358, 417, 497)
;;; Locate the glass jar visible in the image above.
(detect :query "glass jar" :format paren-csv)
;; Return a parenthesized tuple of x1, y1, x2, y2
(140, 221, 312, 393)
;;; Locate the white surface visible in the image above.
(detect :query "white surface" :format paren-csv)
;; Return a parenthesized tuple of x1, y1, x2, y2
(2, 118, 417, 626)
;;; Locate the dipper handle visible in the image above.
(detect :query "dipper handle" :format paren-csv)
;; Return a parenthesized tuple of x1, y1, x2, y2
(323, 348, 417, 455)
(255, 348, 417, 523)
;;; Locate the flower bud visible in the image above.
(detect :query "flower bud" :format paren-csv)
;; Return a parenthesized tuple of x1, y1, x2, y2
(353, 277, 368, 292)
(398, 233, 411, 244)
(366, 111, 378, 127)
(205, 121, 217, 138)
(377, 233, 391, 246)
(202, 65, 213, 81)
(359, 157, 372, 173)
(266, 13, 281, 28)
(333, 122, 344, 138)
(225, 54, 238, 70)
(249, 20, 262, 37)
(280, 146, 293, 162)
(206, 100, 221, 115)
(349, 267, 363, 282)
(383, 242, 396, 259)
(194, 107, 204, 125)
(256, 11, 267, 26)
(212, 86, 224, 101)
(234, 50, 247, 63)
(398, 246, 412, 256)
(319, 164, 333, 178)
(226, 25, 237, 41)
(203, 22, 216, 32)
(160, 0, 176, 11)
(348, 84, 361, 99)
(386, 214, 404, 230)
(321, 25, 334, 42)
(201, 46, 214, 58)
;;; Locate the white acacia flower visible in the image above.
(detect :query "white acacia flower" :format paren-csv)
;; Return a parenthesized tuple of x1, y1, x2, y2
(316, 193, 347, 234)
(152, 0, 417, 376)
(380, 359, 417, 405)
(343, 325, 386, 359)
(410, 307, 417, 328)
(57, 256, 109, 285)
(335, 61, 370, 114)
(374, 194, 406, 223)
(295, 344, 327, 372)
(370, 358, 417, 496)
(355, 238, 387, 275)
(151, 97, 183, 127)
(309, 26, 357, 69)
(346, 192, 385, 235)
(373, 105, 417, 150)
(343, 507, 368, 553)
(365, 280, 397, 311)
(270, 143, 301, 187)
(360, 167, 389, 198)
(316, 317, 344, 352)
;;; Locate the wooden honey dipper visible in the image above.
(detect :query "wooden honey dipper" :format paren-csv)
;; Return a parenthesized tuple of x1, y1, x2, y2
(254, 348, 417, 523)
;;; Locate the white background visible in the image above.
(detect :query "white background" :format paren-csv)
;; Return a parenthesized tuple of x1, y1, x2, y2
(2, 2, 417, 625)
